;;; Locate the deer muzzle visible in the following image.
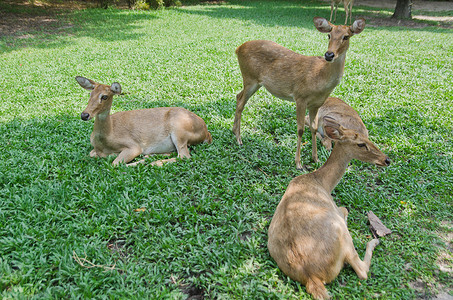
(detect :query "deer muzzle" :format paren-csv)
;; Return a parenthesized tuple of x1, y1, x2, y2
(376, 157, 391, 167)
(81, 112, 90, 121)
(324, 51, 335, 62)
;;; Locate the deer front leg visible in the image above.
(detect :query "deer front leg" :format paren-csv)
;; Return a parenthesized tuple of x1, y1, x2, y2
(112, 146, 142, 166)
(295, 101, 307, 170)
(232, 81, 260, 146)
(309, 107, 320, 163)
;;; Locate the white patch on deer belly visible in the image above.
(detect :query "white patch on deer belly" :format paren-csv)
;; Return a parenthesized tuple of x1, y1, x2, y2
(266, 86, 295, 101)
(261, 80, 295, 101)
(143, 136, 176, 154)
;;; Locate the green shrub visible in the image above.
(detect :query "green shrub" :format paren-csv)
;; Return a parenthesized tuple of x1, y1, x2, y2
(133, 0, 150, 9)
(147, 0, 164, 9)
(164, 0, 182, 7)
(133, 0, 182, 10)
(96, 0, 115, 8)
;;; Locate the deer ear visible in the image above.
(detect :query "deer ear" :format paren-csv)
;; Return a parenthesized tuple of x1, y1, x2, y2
(313, 17, 332, 33)
(76, 76, 96, 90)
(324, 124, 342, 140)
(110, 82, 121, 94)
(323, 116, 343, 140)
(350, 18, 366, 35)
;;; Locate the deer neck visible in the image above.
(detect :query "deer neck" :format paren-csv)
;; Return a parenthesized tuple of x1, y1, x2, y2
(313, 143, 352, 194)
(329, 53, 346, 77)
(319, 53, 346, 90)
(93, 108, 113, 137)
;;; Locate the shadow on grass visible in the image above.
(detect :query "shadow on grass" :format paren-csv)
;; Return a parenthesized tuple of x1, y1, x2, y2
(178, 0, 453, 32)
(0, 4, 156, 53)
(178, 0, 329, 29)
(2, 0, 450, 54)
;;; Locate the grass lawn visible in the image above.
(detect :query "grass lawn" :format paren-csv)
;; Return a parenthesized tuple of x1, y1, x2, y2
(0, 0, 452, 298)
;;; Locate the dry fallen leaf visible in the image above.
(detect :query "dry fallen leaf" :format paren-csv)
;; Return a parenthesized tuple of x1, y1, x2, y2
(368, 211, 392, 237)
(134, 207, 146, 212)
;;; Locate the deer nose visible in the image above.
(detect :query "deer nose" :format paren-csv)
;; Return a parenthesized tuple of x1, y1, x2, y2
(385, 157, 391, 166)
(81, 112, 90, 121)
(324, 51, 335, 61)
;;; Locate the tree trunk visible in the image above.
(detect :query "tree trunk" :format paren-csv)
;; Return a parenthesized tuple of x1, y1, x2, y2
(392, 0, 412, 19)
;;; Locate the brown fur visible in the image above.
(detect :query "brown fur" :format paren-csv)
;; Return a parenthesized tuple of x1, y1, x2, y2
(330, 0, 354, 24)
(232, 17, 366, 169)
(304, 96, 367, 152)
(76, 76, 212, 166)
(268, 113, 390, 299)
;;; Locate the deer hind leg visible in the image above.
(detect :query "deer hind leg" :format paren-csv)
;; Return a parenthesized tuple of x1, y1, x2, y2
(150, 157, 178, 167)
(344, 2, 349, 24)
(334, 3, 338, 23)
(169, 133, 191, 159)
(126, 153, 173, 167)
(348, 1, 353, 24)
(346, 238, 380, 280)
(232, 81, 261, 146)
(330, 2, 335, 22)
(308, 107, 320, 163)
(127, 154, 177, 167)
(306, 276, 329, 300)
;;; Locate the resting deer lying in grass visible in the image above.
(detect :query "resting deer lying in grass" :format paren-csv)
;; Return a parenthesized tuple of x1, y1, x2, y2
(330, 0, 354, 25)
(305, 96, 367, 153)
(268, 115, 390, 300)
(76, 76, 212, 166)
(233, 17, 365, 170)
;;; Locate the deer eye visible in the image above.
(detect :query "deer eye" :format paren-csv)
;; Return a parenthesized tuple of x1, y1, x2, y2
(101, 95, 108, 101)
(327, 34, 331, 39)
(357, 143, 366, 148)
(343, 35, 350, 40)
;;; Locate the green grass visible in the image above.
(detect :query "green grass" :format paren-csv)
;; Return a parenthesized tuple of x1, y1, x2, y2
(1, 0, 452, 298)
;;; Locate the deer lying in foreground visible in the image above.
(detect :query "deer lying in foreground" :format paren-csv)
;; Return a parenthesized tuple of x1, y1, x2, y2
(330, 0, 354, 25)
(305, 96, 367, 152)
(268, 114, 390, 299)
(233, 17, 365, 170)
(76, 76, 212, 166)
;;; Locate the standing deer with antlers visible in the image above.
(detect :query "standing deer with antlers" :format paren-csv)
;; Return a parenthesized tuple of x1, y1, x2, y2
(233, 17, 365, 170)
(330, 0, 354, 25)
